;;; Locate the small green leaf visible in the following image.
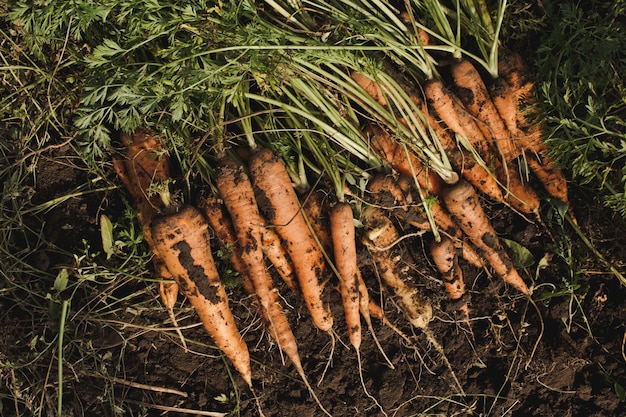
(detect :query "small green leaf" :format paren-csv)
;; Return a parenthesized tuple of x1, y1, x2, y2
(501, 238, 535, 269)
(54, 268, 69, 292)
(100, 214, 115, 260)
(615, 382, 625, 402)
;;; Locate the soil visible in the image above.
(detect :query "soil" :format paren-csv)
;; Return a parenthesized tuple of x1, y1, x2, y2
(2, 143, 626, 417)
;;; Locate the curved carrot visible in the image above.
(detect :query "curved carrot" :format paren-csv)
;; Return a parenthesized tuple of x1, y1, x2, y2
(248, 148, 334, 332)
(442, 180, 530, 295)
(430, 236, 466, 302)
(114, 131, 180, 335)
(150, 205, 252, 387)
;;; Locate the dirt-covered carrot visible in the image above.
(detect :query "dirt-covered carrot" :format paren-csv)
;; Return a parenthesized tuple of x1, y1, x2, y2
(150, 205, 252, 387)
(248, 148, 334, 333)
(442, 180, 530, 295)
(362, 206, 464, 393)
(429, 236, 469, 319)
(215, 157, 331, 415)
(113, 130, 184, 347)
(361, 206, 433, 329)
(424, 78, 493, 159)
(198, 196, 255, 295)
(451, 58, 518, 161)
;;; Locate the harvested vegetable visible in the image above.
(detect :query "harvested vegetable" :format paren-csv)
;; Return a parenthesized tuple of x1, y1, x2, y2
(150, 205, 252, 387)
(249, 148, 334, 333)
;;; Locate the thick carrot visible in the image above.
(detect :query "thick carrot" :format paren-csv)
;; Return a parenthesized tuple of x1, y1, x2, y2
(216, 158, 331, 415)
(150, 205, 252, 387)
(329, 202, 362, 350)
(451, 59, 518, 161)
(424, 78, 492, 159)
(248, 148, 334, 332)
(430, 236, 466, 302)
(442, 180, 530, 295)
(351, 72, 387, 106)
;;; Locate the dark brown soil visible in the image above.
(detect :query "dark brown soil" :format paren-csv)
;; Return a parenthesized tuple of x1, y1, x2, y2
(2, 144, 625, 417)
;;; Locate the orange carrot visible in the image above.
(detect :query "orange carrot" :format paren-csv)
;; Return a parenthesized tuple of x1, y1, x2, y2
(329, 202, 362, 350)
(451, 59, 518, 161)
(430, 236, 466, 302)
(198, 196, 255, 295)
(351, 72, 387, 106)
(113, 131, 183, 346)
(216, 157, 331, 415)
(150, 205, 252, 387)
(442, 180, 530, 295)
(424, 78, 492, 159)
(248, 148, 334, 332)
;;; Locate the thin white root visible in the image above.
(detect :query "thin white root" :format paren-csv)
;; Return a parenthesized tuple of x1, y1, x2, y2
(166, 307, 188, 353)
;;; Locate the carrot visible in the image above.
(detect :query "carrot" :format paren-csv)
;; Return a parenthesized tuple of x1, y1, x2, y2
(329, 202, 388, 413)
(429, 236, 465, 302)
(330, 202, 362, 350)
(215, 157, 331, 416)
(198, 196, 255, 295)
(442, 180, 530, 295)
(361, 206, 433, 329)
(362, 206, 464, 393)
(248, 148, 334, 333)
(150, 205, 252, 387)
(424, 78, 493, 159)
(113, 131, 185, 348)
(351, 72, 387, 106)
(451, 59, 519, 162)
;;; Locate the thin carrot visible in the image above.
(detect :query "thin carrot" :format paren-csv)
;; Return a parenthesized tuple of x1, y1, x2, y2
(442, 180, 530, 295)
(215, 157, 331, 416)
(248, 148, 334, 333)
(114, 131, 184, 348)
(198, 196, 255, 295)
(150, 205, 252, 387)
(330, 202, 362, 350)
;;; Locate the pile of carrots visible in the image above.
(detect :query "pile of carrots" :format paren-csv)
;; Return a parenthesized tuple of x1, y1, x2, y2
(111, 48, 568, 414)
